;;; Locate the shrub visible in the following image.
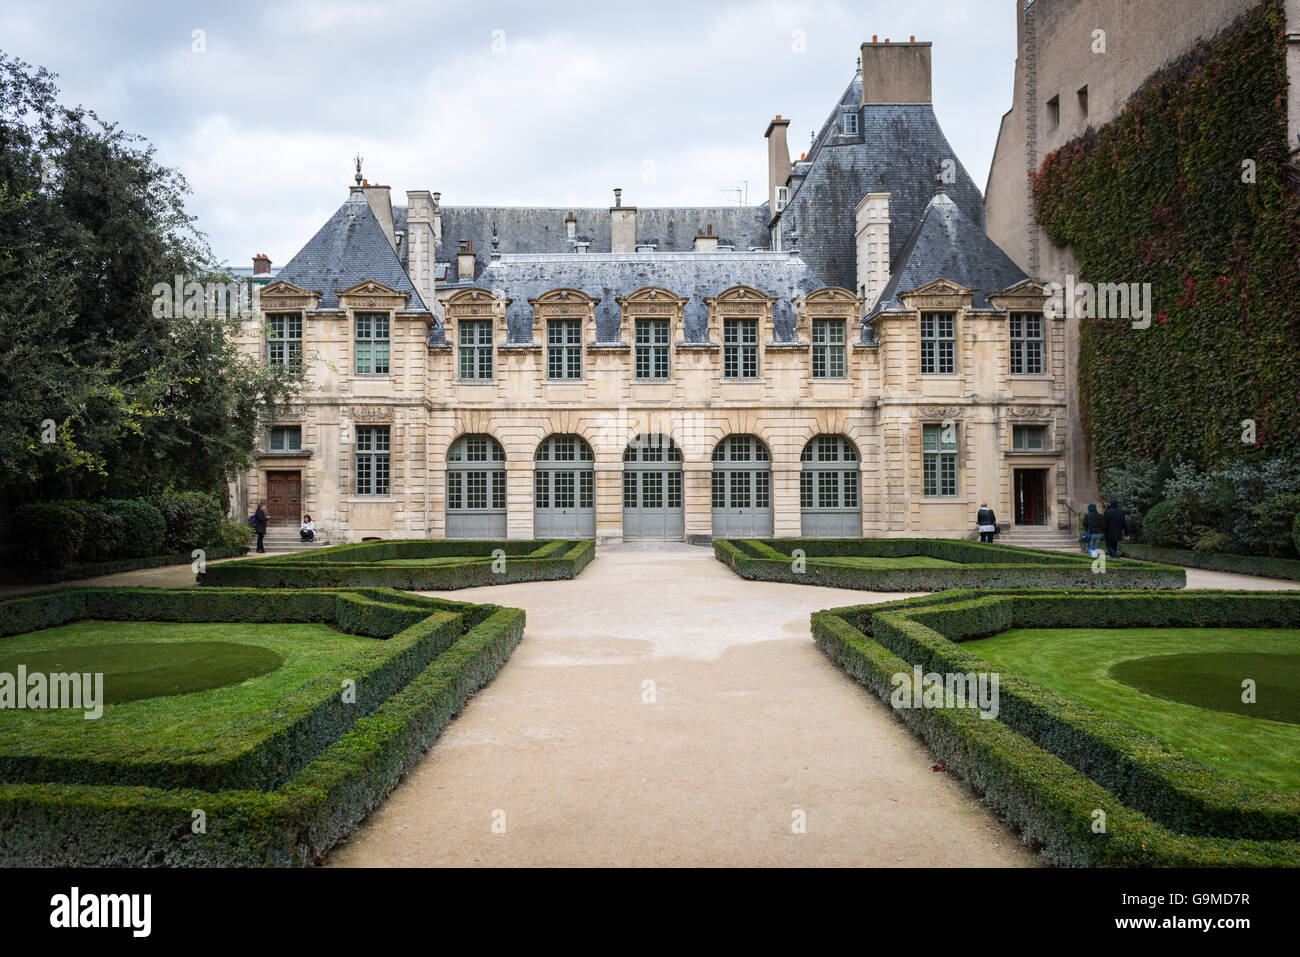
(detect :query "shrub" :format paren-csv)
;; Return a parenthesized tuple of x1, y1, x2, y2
(213, 519, 253, 553)
(100, 498, 166, 558)
(9, 502, 85, 570)
(1190, 528, 1232, 554)
(60, 500, 114, 562)
(154, 490, 227, 553)
(1141, 498, 1201, 548)
(1251, 492, 1300, 558)
(1294, 512, 1300, 558)
(1099, 459, 1163, 538)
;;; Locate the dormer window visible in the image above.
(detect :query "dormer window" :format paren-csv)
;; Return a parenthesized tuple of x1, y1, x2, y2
(775, 186, 790, 211)
(840, 112, 859, 135)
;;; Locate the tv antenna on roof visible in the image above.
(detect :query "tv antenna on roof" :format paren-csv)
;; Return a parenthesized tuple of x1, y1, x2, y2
(717, 180, 749, 205)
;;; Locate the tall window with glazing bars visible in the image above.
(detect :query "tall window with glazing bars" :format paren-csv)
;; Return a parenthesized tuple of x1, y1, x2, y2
(635, 318, 670, 380)
(922, 423, 957, 497)
(266, 313, 302, 368)
(920, 312, 955, 374)
(548, 319, 582, 379)
(355, 425, 391, 495)
(354, 313, 390, 374)
(459, 320, 493, 380)
(723, 317, 758, 379)
(812, 318, 846, 378)
(1009, 312, 1044, 375)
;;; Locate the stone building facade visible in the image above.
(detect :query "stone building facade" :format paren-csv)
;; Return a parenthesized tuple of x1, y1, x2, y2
(984, 0, 1300, 502)
(233, 39, 1067, 544)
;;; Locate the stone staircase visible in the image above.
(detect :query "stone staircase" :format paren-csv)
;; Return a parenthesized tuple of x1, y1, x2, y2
(259, 526, 332, 554)
(995, 524, 1082, 553)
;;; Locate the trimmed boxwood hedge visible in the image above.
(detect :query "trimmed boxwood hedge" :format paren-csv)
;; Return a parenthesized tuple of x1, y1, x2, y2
(811, 589, 1300, 866)
(1124, 542, 1300, 583)
(0, 545, 250, 586)
(0, 585, 526, 865)
(198, 538, 595, 590)
(715, 538, 1185, 590)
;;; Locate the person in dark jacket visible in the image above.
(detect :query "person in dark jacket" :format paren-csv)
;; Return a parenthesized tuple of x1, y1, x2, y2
(1083, 503, 1104, 555)
(976, 503, 997, 543)
(1102, 501, 1127, 558)
(253, 502, 268, 553)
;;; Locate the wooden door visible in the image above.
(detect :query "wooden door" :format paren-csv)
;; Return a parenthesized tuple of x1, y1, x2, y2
(266, 471, 301, 526)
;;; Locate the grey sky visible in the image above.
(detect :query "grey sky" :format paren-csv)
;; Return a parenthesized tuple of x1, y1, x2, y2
(0, 0, 1019, 267)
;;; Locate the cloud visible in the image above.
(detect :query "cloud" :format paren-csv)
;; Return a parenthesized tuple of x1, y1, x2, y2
(0, 0, 1017, 265)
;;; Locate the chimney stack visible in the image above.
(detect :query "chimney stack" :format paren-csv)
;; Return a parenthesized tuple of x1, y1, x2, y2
(361, 182, 397, 253)
(610, 188, 637, 253)
(406, 190, 438, 311)
(764, 115, 791, 216)
(565, 210, 577, 243)
(457, 239, 476, 281)
(860, 39, 931, 104)
(252, 253, 271, 276)
(693, 224, 719, 253)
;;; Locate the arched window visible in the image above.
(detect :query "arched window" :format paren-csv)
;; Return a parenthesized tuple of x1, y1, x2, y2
(800, 435, 860, 537)
(446, 434, 507, 538)
(534, 435, 595, 538)
(622, 434, 684, 540)
(711, 435, 773, 538)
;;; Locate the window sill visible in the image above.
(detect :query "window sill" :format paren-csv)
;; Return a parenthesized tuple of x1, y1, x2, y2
(456, 379, 496, 385)
(257, 450, 312, 459)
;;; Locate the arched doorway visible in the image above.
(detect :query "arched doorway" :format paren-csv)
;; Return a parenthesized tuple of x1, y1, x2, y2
(534, 435, 595, 538)
(446, 434, 507, 539)
(622, 434, 684, 540)
(711, 434, 773, 538)
(800, 435, 861, 537)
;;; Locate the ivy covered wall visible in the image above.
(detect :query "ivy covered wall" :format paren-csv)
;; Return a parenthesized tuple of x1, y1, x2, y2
(1031, 0, 1299, 477)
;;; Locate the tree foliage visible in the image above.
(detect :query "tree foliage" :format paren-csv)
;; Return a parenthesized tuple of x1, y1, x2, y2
(0, 52, 301, 508)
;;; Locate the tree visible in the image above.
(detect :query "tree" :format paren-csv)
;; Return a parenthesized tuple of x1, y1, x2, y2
(0, 52, 301, 508)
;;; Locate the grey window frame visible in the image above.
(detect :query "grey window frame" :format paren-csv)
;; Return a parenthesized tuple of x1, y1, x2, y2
(920, 312, 956, 375)
(812, 318, 847, 378)
(634, 318, 670, 380)
(458, 320, 494, 380)
(1012, 424, 1048, 452)
(354, 312, 390, 375)
(547, 318, 583, 380)
(1009, 312, 1045, 375)
(354, 425, 391, 496)
(267, 313, 302, 368)
(723, 317, 759, 380)
(268, 425, 302, 452)
(922, 423, 958, 498)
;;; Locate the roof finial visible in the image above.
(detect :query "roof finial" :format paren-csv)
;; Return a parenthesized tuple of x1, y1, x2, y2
(856, 54, 861, 72)
(353, 154, 364, 186)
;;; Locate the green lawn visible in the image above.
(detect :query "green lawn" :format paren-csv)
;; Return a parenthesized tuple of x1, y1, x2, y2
(0, 620, 394, 766)
(817, 555, 962, 569)
(968, 627, 1300, 792)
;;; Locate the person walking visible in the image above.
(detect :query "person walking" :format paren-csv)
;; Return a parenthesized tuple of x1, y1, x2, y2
(1083, 503, 1104, 555)
(253, 501, 268, 553)
(1102, 501, 1127, 558)
(976, 503, 998, 544)
(300, 514, 315, 543)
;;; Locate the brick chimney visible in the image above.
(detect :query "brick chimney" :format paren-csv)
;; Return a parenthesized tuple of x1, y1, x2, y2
(764, 115, 791, 216)
(252, 253, 271, 276)
(610, 188, 636, 253)
(693, 224, 719, 253)
(457, 240, 476, 281)
(860, 39, 931, 105)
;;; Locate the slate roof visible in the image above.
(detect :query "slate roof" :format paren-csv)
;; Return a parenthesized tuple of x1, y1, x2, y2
(428, 252, 826, 345)
(773, 76, 988, 294)
(393, 204, 771, 280)
(869, 190, 1027, 317)
(276, 191, 428, 312)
